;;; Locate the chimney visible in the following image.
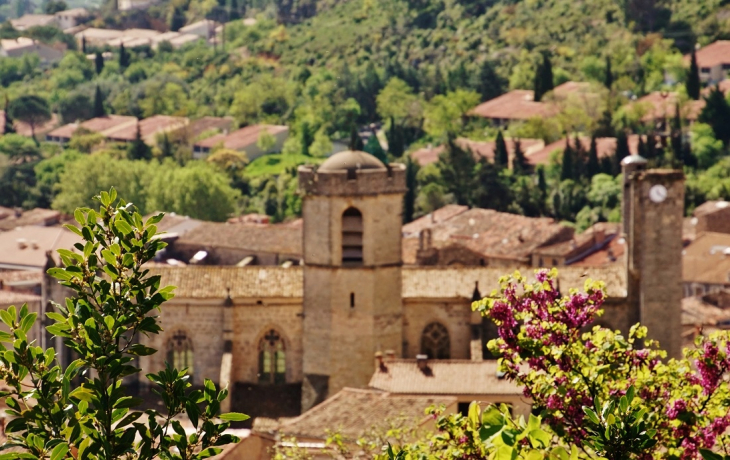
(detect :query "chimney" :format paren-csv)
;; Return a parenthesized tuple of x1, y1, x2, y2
(384, 349, 395, 362)
(374, 351, 384, 372)
(593, 228, 606, 245)
(17, 238, 27, 249)
(416, 354, 428, 371)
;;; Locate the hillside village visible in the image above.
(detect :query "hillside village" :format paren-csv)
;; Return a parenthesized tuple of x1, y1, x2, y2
(4, 0, 730, 456)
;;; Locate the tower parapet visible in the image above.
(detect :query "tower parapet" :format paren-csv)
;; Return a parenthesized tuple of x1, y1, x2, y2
(298, 153, 407, 197)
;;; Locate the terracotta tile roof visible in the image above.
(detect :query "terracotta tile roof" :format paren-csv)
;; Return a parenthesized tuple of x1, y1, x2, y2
(693, 200, 730, 217)
(369, 359, 523, 396)
(682, 232, 730, 285)
(0, 226, 80, 270)
(402, 205, 469, 235)
(682, 296, 730, 327)
(569, 233, 626, 268)
(106, 115, 188, 143)
(470, 90, 557, 120)
(276, 388, 456, 441)
(187, 116, 233, 140)
(525, 136, 640, 166)
(147, 213, 203, 236)
(177, 221, 302, 255)
(10, 14, 56, 30)
(148, 266, 303, 299)
(401, 265, 627, 299)
(0, 270, 42, 286)
(409, 138, 543, 167)
(631, 92, 705, 122)
(686, 41, 730, 69)
(47, 115, 138, 140)
(75, 27, 125, 42)
(402, 207, 574, 263)
(194, 124, 288, 151)
(0, 208, 62, 231)
(11, 112, 59, 137)
(0, 290, 41, 306)
(534, 222, 621, 261)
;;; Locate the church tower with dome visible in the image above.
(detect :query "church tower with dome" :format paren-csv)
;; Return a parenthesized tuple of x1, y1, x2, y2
(297, 150, 408, 411)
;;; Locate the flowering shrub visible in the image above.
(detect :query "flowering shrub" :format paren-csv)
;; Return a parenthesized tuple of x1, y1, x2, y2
(389, 269, 730, 460)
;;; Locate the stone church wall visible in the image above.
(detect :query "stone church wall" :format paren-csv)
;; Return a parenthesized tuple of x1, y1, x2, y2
(403, 300, 473, 359)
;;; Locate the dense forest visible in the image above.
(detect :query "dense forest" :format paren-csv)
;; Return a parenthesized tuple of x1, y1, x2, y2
(2, 0, 730, 225)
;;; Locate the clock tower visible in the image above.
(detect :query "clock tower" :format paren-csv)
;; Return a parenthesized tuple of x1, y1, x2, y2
(622, 155, 685, 359)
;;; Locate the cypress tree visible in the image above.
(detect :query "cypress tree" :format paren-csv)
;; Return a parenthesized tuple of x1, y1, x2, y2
(637, 135, 646, 157)
(119, 43, 129, 69)
(81, 36, 86, 53)
(494, 130, 509, 168)
(438, 134, 478, 206)
(386, 117, 405, 157)
(364, 134, 387, 164)
(687, 48, 701, 101)
(349, 124, 364, 151)
(3, 96, 14, 134)
(534, 52, 554, 102)
(699, 85, 730, 145)
(299, 121, 314, 155)
(614, 130, 630, 174)
(536, 164, 547, 215)
(560, 137, 574, 181)
(127, 124, 152, 161)
(587, 134, 600, 178)
(169, 7, 185, 31)
(573, 134, 586, 179)
(94, 51, 104, 75)
(448, 61, 469, 91)
(604, 55, 613, 90)
(93, 85, 106, 118)
(159, 133, 174, 159)
(431, 66, 446, 97)
(512, 138, 528, 175)
(403, 155, 419, 223)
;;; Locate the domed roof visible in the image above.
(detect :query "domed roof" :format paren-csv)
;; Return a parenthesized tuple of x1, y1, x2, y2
(621, 154, 647, 166)
(318, 150, 386, 173)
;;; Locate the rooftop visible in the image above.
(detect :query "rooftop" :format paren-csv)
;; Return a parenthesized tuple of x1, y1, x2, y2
(693, 200, 730, 217)
(47, 115, 138, 139)
(0, 226, 80, 270)
(194, 124, 287, 151)
(10, 14, 56, 30)
(682, 295, 730, 328)
(369, 359, 523, 395)
(106, 115, 188, 142)
(687, 41, 730, 69)
(0, 207, 62, 231)
(631, 92, 705, 122)
(409, 138, 544, 167)
(682, 232, 730, 285)
(175, 221, 302, 255)
(525, 136, 640, 166)
(274, 388, 455, 441)
(469, 82, 591, 121)
(319, 150, 386, 172)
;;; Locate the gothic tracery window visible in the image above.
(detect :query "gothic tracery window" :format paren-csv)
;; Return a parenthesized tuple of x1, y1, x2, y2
(167, 330, 194, 383)
(421, 322, 451, 359)
(258, 329, 286, 384)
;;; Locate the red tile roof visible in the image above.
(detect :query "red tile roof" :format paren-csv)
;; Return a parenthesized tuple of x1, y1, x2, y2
(177, 221, 302, 256)
(106, 115, 188, 143)
(409, 138, 543, 167)
(470, 90, 557, 120)
(632, 92, 705, 122)
(682, 232, 730, 285)
(194, 124, 287, 151)
(369, 359, 523, 396)
(686, 41, 730, 69)
(525, 136, 640, 166)
(47, 115, 138, 140)
(402, 205, 469, 235)
(275, 388, 456, 441)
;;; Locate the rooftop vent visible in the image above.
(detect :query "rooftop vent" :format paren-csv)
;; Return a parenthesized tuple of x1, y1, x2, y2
(416, 354, 429, 371)
(16, 238, 27, 249)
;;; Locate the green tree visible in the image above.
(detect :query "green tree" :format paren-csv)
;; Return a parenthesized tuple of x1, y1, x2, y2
(33, 149, 82, 208)
(533, 52, 554, 102)
(8, 95, 51, 145)
(512, 138, 528, 175)
(94, 85, 106, 118)
(376, 77, 421, 127)
(698, 85, 730, 145)
(438, 135, 476, 206)
(147, 161, 240, 221)
(494, 130, 509, 168)
(604, 55, 613, 89)
(423, 89, 480, 139)
(472, 59, 505, 102)
(614, 130, 631, 174)
(119, 43, 130, 69)
(0, 190, 246, 459)
(4, 96, 15, 134)
(386, 117, 405, 157)
(59, 92, 93, 125)
(587, 134, 600, 178)
(43, 0, 67, 13)
(560, 138, 574, 181)
(403, 155, 419, 223)
(364, 134, 387, 164)
(472, 157, 512, 211)
(95, 51, 104, 75)
(687, 48, 701, 101)
(127, 124, 152, 161)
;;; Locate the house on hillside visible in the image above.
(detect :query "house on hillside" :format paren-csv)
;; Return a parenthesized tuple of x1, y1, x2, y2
(192, 124, 289, 160)
(46, 115, 139, 144)
(54, 8, 89, 30)
(0, 37, 64, 64)
(179, 19, 217, 39)
(106, 115, 188, 144)
(686, 41, 730, 84)
(628, 92, 705, 132)
(524, 135, 640, 166)
(118, 0, 161, 11)
(409, 137, 544, 168)
(10, 14, 57, 30)
(469, 81, 592, 126)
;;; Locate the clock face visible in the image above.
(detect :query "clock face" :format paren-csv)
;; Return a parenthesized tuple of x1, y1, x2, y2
(649, 184, 668, 203)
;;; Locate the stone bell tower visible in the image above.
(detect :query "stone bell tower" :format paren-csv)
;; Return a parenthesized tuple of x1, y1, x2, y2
(622, 155, 685, 359)
(298, 151, 407, 411)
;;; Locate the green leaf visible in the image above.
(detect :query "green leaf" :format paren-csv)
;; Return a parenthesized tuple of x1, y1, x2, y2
(619, 395, 628, 413)
(0, 310, 13, 328)
(218, 412, 250, 422)
(19, 312, 36, 334)
(528, 429, 551, 448)
(114, 396, 143, 409)
(115, 220, 133, 235)
(50, 442, 69, 460)
(582, 407, 600, 425)
(549, 447, 569, 460)
(626, 386, 635, 405)
(495, 445, 517, 460)
(700, 449, 724, 460)
(197, 447, 223, 459)
(128, 344, 156, 356)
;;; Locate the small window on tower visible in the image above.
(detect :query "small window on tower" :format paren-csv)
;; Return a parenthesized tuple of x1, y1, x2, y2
(342, 207, 363, 265)
(350, 292, 355, 308)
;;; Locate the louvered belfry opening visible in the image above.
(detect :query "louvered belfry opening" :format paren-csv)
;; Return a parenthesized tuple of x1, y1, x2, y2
(342, 207, 363, 265)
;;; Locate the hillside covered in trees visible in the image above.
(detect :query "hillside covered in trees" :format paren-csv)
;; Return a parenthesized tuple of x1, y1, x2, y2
(2, 0, 730, 225)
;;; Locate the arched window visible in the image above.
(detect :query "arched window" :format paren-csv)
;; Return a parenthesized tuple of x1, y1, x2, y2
(167, 330, 194, 383)
(258, 329, 286, 384)
(342, 208, 363, 265)
(421, 323, 450, 359)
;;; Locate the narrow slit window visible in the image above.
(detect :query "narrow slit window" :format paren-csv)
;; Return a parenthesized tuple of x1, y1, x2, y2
(342, 208, 363, 265)
(350, 292, 355, 308)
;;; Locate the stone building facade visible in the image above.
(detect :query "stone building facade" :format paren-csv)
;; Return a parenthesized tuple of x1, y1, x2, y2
(42, 151, 685, 420)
